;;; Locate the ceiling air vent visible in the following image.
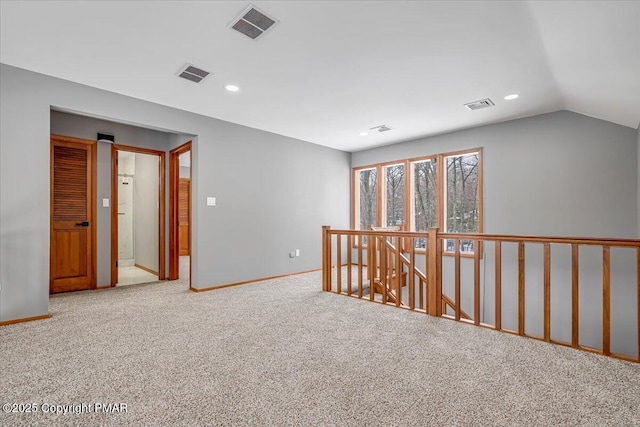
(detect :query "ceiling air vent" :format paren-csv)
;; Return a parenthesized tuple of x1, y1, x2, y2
(370, 125, 393, 133)
(177, 64, 210, 83)
(231, 5, 277, 40)
(464, 98, 495, 111)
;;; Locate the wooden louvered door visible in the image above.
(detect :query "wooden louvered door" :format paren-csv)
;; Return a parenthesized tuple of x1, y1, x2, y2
(50, 136, 96, 293)
(178, 178, 190, 256)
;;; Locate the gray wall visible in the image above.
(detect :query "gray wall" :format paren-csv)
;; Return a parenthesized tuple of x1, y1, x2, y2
(0, 64, 351, 322)
(50, 110, 172, 285)
(352, 111, 639, 356)
(180, 166, 190, 178)
(133, 153, 160, 273)
(638, 124, 640, 236)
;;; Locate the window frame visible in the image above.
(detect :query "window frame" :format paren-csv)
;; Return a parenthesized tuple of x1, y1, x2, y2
(381, 162, 406, 228)
(353, 166, 379, 244)
(410, 155, 439, 236)
(352, 147, 483, 255)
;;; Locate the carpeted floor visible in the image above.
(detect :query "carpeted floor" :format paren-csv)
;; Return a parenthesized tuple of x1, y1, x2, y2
(1, 263, 639, 426)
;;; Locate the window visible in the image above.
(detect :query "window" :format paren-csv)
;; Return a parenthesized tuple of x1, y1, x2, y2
(352, 148, 482, 252)
(444, 152, 479, 253)
(411, 158, 437, 248)
(357, 168, 377, 231)
(384, 163, 405, 227)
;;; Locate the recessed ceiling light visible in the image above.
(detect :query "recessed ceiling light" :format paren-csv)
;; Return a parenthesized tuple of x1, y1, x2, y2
(359, 132, 368, 136)
(225, 84, 240, 92)
(504, 94, 519, 100)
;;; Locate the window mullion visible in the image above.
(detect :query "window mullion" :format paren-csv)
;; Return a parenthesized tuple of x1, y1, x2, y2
(405, 160, 411, 232)
(437, 154, 444, 231)
(376, 164, 383, 227)
(352, 168, 358, 230)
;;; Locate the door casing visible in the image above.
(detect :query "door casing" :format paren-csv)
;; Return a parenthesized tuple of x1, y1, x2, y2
(169, 141, 192, 287)
(110, 144, 166, 286)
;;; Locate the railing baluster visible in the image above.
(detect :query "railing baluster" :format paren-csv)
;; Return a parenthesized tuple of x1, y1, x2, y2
(396, 237, 402, 307)
(455, 239, 461, 321)
(572, 244, 579, 348)
(637, 248, 640, 362)
(518, 241, 525, 336)
(423, 241, 427, 311)
(474, 240, 480, 325)
(388, 238, 392, 302)
(495, 241, 502, 331)
(358, 239, 363, 298)
(336, 234, 342, 294)
(436, 235, 443, 316)
(347, 234, 352, 296)
(544, 243, 551, 342)
(409, 239, 415, 310)
(381, 237, 387, 304)
(603, 246, 610, 356)
(427, 228, 438, 316)
(369, 236, 375, 302)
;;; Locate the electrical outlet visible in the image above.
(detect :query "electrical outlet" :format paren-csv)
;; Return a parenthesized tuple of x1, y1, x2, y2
(289, 251, 295, 258)
(295, 249, 300, 257)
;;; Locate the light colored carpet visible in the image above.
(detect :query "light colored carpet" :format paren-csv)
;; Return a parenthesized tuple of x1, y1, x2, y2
(1, 262, 639, 426)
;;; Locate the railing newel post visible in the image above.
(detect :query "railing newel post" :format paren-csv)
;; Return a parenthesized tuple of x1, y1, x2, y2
(603, 246, 611, 356)
(571, 243, 579, 349)
(427, 227, 440, 316)
(336, 233, 342, 294)
(322, 225, 330, 292)
(473, 239, 481, 326)
(518, 241, 525, 336)
(347, 232, 352, 297)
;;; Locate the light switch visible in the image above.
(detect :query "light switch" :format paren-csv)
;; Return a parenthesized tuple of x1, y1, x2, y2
(207, 197, 216, 206)
(102, 198, 110, 207)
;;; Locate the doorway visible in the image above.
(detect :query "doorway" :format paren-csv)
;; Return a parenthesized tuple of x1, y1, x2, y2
(111, 144, 166, 286)
(169, 141, 192, 287)
(50, 135, 97, 293)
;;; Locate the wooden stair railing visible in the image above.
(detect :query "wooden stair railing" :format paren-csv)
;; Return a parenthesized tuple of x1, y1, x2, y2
(367, 226, 407, 306)
(322, 226, 640, 363)
(364, 225, 461, 312)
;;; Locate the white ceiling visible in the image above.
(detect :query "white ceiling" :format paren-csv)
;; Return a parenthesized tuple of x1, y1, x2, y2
(1, 1, 638, 152)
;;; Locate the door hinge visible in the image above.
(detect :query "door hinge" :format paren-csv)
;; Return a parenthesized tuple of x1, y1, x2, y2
(116, 261, 118, 267)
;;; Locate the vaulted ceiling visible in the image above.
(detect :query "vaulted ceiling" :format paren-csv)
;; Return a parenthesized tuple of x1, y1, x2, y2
(1, 1, 638, 151)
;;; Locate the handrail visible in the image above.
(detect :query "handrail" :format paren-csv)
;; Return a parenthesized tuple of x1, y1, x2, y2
(325, 228, 640, 248)
(322, 226, 640, 363)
